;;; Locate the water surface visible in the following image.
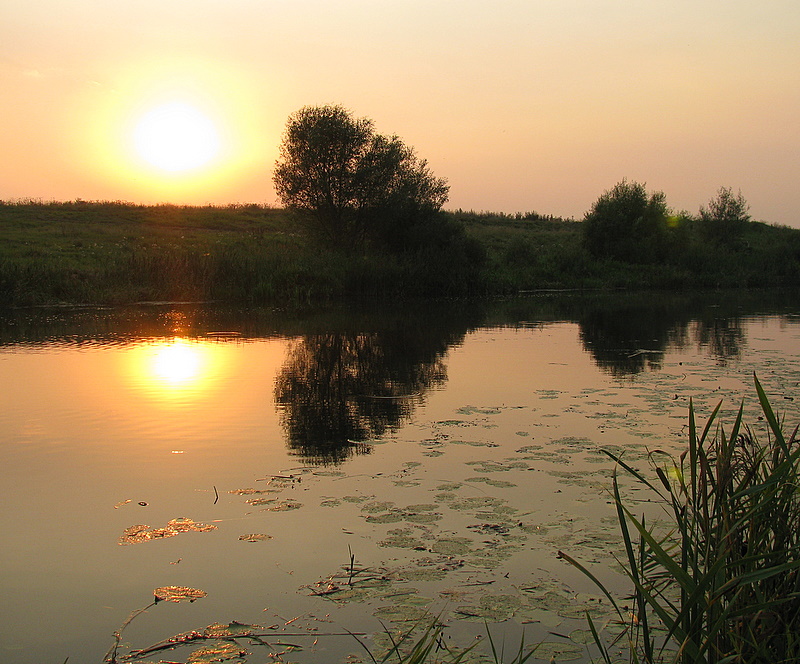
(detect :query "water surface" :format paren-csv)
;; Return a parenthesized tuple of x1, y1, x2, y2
(2, 292, 800, 663)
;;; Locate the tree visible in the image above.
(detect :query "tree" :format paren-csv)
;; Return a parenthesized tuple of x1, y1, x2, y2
(699, 187, 750, 246)
(273, 105, 449, 252)
(582, 179, 669, 263)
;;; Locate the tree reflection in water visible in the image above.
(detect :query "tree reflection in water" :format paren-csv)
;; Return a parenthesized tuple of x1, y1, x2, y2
(577, 295, 747, 377)
(274, 314, 473, 464)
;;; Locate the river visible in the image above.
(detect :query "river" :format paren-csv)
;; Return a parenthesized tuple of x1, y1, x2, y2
(2, 290, 799, 663)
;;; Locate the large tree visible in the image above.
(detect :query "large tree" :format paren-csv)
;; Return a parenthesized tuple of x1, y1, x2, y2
(273, 105, 449, 251)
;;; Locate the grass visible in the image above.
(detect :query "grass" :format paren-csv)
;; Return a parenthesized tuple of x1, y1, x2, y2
(561, 375, 800, 663)
(2, 200, 800, 306)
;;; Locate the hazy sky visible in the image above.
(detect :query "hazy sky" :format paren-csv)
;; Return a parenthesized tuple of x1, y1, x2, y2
(2, 1, 799, 225)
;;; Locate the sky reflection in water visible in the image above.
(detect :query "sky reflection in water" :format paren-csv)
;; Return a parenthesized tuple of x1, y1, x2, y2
(2, 293, 800, 664)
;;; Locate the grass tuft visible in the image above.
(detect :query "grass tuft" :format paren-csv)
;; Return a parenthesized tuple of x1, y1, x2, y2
(564, 375, 800, 663)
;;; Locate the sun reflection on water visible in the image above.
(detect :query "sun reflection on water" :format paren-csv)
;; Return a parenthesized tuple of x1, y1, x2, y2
(127, 337, 224, 402)
(152, 339, 203, 385)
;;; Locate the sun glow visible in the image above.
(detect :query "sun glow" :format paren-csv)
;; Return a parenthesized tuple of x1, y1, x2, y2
(133, 102, 220, 172)
(80, 57, 277, 202)
(152, 339, 203, 385)
(124, 338, 218, 403)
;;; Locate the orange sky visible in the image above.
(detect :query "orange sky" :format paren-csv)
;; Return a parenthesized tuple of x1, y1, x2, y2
(2, 1, 799, 225)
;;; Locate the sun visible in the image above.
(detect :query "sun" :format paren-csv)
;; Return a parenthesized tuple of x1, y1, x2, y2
(132, 101, 221, 172)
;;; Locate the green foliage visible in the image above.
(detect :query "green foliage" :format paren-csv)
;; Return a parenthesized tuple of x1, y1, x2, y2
(2, 200, 800, 306)
(563, 376, 800, 663)
(582, 180, 670, 263)
(699, 187, 751, 247)
(272, 105, 449, 252)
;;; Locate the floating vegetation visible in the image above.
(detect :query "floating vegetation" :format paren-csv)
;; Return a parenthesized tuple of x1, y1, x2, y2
(187, 640, 248, 662)
(245, 497, 276, 506)
(342, 495, 370, 503)
(373, 602, 431, 623)
(450, 439, 500, 448)
(118, 518, 216, 545)
(238, 533, 272, 542)
(366, 512, 404, 524)
(529, 641, 585, 661)
(154, 586, 208, 603)
(466, 459, 529, 473)
(456, 593, 522, 622)
(113, 377, 800, 662)
(404, 512, 442, 524)
(379, 528, 428, 550)
(362, 500, 396, 513)
(465, 476, 517, 488)
(263, 500, 302, 511)
(430, 537, 472, 556)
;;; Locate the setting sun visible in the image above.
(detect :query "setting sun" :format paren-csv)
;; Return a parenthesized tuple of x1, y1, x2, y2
(132, 102, 220, 172)
(74, 56, 276, 203)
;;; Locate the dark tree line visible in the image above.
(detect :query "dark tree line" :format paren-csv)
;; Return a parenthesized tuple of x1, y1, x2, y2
(582, 181, 755, 263)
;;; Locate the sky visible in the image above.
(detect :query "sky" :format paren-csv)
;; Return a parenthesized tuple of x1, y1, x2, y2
(2, 0, 799, 225)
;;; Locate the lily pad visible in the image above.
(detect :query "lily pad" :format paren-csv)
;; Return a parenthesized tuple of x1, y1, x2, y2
(119, 518, 216, 545)
(379, 531, 427, 550)
(362, 501, 395, 513)
(154, 586, 208, 602)
(238, 533, 272, 542)
(265, 500, 302, 511)
(373, 603, 430, 623)
(465, 477, 517, 488)
(366, 512, 404, 524)
(431, 537, 472, 556)
(404, 512, 442, 524)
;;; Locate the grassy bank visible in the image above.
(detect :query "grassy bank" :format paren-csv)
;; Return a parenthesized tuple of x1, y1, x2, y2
(1, 201, 800, 306)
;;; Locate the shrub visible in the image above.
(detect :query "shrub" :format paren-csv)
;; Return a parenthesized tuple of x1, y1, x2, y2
(582, 180, 669, 264)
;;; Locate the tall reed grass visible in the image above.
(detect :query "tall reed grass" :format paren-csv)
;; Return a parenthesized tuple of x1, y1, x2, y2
(561, 376, 800, 663)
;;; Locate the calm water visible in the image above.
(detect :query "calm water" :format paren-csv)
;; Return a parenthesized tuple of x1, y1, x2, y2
(2, 292, 800, 664)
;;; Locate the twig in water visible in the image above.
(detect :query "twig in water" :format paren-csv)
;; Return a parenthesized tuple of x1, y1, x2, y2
(347, 544, 356, 586)
(213, 485, 219, 505)
(104, 601, 157, 663)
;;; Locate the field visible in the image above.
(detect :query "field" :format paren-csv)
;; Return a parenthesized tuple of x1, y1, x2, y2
(1, 200, 800, 306)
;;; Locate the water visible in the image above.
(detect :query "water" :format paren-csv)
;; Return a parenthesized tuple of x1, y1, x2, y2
(2, 292, 800, 663)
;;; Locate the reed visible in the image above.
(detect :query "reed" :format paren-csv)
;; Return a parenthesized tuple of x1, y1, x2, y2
(561, 375, 800, 663)
(352, 618, 538, 664)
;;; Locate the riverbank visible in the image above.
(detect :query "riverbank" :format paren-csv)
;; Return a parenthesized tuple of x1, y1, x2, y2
(1, 200, 799, 306)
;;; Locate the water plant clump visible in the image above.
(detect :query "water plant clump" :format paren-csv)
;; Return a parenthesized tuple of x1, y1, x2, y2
(562, 375, 800, 663)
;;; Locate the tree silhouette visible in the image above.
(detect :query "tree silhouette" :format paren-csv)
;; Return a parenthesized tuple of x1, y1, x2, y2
(273, 105, 449, 252)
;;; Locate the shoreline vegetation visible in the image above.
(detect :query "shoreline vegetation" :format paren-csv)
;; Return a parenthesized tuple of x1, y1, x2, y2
(1, 199, 799, 307)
